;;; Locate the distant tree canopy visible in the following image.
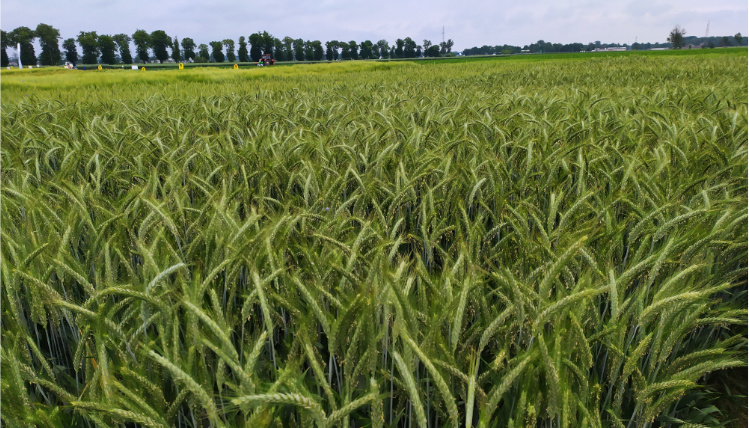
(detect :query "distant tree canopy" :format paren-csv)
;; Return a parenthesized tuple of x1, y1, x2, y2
(77, 31, 99, 64)
(1, 30, 9, 67)
(182, 37, 196, 61)
(668, 25, 686, 49)
(132, 29, 151, 63)
(62, 38, 77, 65)
(113, 34, 133, 64)
(98, 34, 117, 64)
(223, 39, 235, 62)
(209, 41, 224, 62)
(36, 23, 62, 65)
(238, 36, 249, 62)
(196, 44, 209, 62)
(10, 26, 37, 65)
(172, 37, 181, 61)
(150, 30, 171, 63)
(249, 33, 262, 62)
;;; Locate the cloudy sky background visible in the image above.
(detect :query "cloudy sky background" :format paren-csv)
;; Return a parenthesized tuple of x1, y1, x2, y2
(2, 0, 747, 51)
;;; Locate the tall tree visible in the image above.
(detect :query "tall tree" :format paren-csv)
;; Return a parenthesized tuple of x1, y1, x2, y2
(181, 37, 196, 62)
(377, 40, 389, 59)
(197, 44, 209, 62)
(62, 38, 78, 65)
(359, 40, 373, 59)
(403, 37, 417, 58)
(209, 41, 224, 62)
(423, 39, 432, 54)
(1, 30, 9, 67)
(283, 36, 294, 61)
(274, 38, 284, 62)
(249, 33, 262, 61)
(294, 38, 304, 61)
(10, 26, 37, 66)
(395, 38, 404, 58)
(667, 25, 686, 49)
(311, 40, 324, 61)
(735, 33, 743, 45)
(445, 39, 454, 53)
(77, 31, 99, 64)
(261, 31, 275, 56)
(304, 40, 314, 61)
(172, 36, 181, 61)
(348, 41, 358, 60)
(372, 43, 380, 59)
(326, 40, 337, 60)
(223, 39, 235, 62)
(98, 34, 117, 64)
(132, 29, 151, 63)
(36, 23, 62, 66)
(150, 30, 170, 63)
(238, 36, 249, 62)
(113, 34, 133, 64)
(341, 42, 351, 60)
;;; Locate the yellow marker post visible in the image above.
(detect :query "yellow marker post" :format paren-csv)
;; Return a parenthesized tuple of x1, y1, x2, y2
(98, 65, 102, 70)
(179, 62, 184, 70)
(234, 64, 239, 69)
(141, 67, 146, 71)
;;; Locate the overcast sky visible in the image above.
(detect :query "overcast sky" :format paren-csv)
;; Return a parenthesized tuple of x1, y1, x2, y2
(2, 0, 747, 51)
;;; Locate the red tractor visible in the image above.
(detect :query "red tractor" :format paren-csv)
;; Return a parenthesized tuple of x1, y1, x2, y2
(261, 54, 275, 66)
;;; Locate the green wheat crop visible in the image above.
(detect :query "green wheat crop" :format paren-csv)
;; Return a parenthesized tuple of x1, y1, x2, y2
(1, 51, 746, 427)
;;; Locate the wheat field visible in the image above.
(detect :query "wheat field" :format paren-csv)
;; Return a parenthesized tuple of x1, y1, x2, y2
(1, 51, 747, 427)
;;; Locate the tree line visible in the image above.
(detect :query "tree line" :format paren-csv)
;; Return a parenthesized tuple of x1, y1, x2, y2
(465, 32, 746, 56)
(0, 24, 455, 67)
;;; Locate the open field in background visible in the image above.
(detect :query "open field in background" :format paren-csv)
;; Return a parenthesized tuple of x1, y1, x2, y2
(1, 50, 747, 427)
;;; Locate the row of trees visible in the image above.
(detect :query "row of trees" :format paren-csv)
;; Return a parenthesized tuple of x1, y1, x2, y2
(463, 30, 746, 56)
(0, 24, 455, 66)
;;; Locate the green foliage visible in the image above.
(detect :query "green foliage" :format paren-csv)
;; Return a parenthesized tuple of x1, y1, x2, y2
(10, 26, 37, 65)
(1, 52, 746, 427)
(113, 34, 133, 64)
(77, 31, 99, 65)
(150, 30, 171, 63)
(181, 37, 196, 62)
(209, 41, 225, 62)
(98, 34, 117, 65)
(35, 23, 61, 66)
(132, 29, 151, 63)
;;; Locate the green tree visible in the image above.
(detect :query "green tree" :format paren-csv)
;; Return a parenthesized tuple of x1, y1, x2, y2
(403, 37, 417, 58)
(311, 40, 324, 61)
(395, 38, 404, 58)
(223, 39, 235, 62)
(359, 40, 373, 59)
(62, 38, 78, 65)
(172, 36, 181, 61)
(35, 23, 62, 66)
(113, 34, 133, 64)
(209, 41, 224, 62)
(182, 37, 196, 61)
(423, 39, 432, 54)
(348, 41, 358, 60)
(1, 30, 9, 67)
(274, 38, 284, 62)
(77, 31, 99, 64)
(425, 45, 441, 57)
(735, 33, 743, 45)
(304, 40, 314, 61)
(261, 31, 275, 56)
(326, 40, 338, 60)
(196, 43, 209, 62)
(372, 43, 380, 59)
(132, 29, 151, 63)
(10, 26, 37, 66)
(249, 33, 262, 62)
(341, 42, 351, 60)
(238, 36, 249, 62)
(150, 30, 171, 63)
(283, 36, 294, 61)
(377, 40, 389, 59)
(668, 25, 686, 49)
(294, 38, 304, 61)
(98, 34, 117, 64)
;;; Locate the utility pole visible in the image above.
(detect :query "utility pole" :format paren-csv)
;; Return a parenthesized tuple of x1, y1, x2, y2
(704, 21, 710, 38)
(442, 26, 445, 45)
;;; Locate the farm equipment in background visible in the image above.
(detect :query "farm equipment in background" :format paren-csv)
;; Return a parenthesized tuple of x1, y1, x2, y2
(260, 54, 275, 66)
